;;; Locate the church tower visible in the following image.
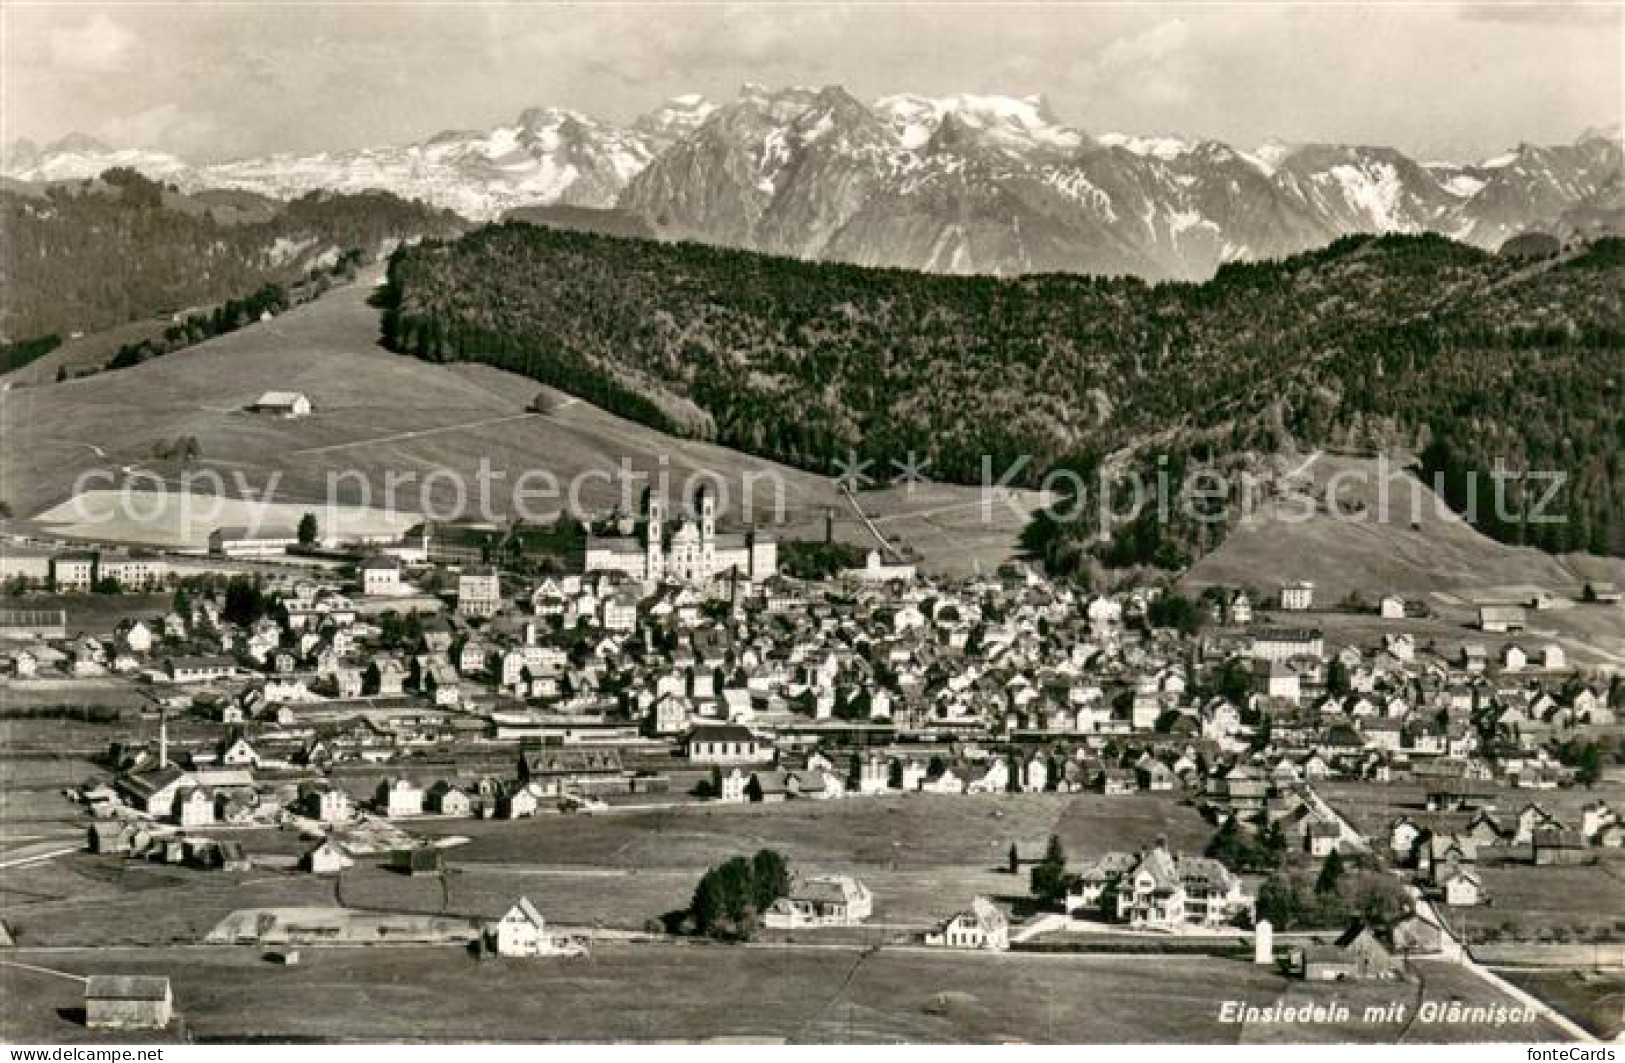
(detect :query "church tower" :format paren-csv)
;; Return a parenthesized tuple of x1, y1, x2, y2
(645, 491, 665, 581)
(698, 485, 716, 580)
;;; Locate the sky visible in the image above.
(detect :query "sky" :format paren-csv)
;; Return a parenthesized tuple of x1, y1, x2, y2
(3, 2, 1621, 164)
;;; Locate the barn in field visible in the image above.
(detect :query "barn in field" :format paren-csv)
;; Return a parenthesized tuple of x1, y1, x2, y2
(247, 391, 313, 418)
(84, 975, 173, 1030)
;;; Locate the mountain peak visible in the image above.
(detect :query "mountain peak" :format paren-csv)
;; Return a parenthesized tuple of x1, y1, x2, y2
(633, 94, 718, 144)
(1097, 132, 1199, 161)
(874, 92, 1083, 155)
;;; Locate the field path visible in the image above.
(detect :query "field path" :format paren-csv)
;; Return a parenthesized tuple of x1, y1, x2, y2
(290, 411, 540, 456)
(841, 485, 907, 561)
(0, 959, 86, 983)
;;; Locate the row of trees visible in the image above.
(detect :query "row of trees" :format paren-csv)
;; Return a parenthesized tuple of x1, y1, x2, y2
(1254, 851, 1412, 932)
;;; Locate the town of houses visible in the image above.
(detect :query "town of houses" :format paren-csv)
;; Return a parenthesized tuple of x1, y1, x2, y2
(1, 489, 1621, 980)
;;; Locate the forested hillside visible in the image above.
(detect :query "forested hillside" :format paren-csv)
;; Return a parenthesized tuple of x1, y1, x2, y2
(378, 223, 1624, 562)
(1, 169, 467, 342)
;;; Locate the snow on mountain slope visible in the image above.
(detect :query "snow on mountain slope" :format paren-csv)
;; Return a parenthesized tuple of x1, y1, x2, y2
(4, 134, 194, 184)
(6, 87, 1620, 276)
(875, 93, 1084, 157)
(1096, 133, 1198, 161)
(195, 108, 656, 218)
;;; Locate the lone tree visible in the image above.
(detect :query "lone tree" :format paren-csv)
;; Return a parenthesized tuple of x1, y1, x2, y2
(1315, 849, 1345, 896)
(1029, 834, 1069, 906)
(1008, 842, 1020, 875)
(297, 512, 319, 546)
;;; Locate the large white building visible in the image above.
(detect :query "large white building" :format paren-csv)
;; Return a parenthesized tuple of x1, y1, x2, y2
(457, 567, 501, 617)
(764, 874, 873, 929)
(359, 556, 402, 597)
(584, 489, 775, 586)
(209, 526, 297, 558)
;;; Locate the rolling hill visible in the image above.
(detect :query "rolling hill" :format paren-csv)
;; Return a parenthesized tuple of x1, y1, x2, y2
(0, 169, 467, 344)
(0, 268, 1041, 575)
(3, 260, 1621, 613)
(377, 223, 1625, 569)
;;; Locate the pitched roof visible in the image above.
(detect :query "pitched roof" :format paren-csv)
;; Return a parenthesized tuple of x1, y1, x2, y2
(85, 975, 170, 1001)
(507, 896, 546, 927)
(253, 391, 308, 407)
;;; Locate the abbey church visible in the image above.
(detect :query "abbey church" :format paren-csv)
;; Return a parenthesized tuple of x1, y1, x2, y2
(583, 489, 777, 586)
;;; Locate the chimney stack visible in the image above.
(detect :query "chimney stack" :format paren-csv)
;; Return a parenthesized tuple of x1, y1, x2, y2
(158, 709, 169, 769)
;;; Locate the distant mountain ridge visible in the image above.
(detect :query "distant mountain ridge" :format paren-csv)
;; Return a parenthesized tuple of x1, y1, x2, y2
(5, 91, 1620, 279)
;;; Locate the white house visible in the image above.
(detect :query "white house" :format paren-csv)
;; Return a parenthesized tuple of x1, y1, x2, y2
(121, 621, 154, 655)
(166, 655, 235, 683)
(488, 897, 563, 957)
(925, 896, 1009, 951)
(249, 391, 313, 418)
(1281, 581, 1315, 612)
(360, 556, 402, 596)
(718, 767, 748, 804)
(378, 777, 424, 818)
(176, 785, 214, 826)
(1442, 866, 1484, 907)
(764, 874, 873, 929)
(302, 839, 353, 874)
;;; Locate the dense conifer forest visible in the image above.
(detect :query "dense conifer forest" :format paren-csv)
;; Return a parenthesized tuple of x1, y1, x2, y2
(2, 169, 467, 342)
(378, 223, 1624, 564)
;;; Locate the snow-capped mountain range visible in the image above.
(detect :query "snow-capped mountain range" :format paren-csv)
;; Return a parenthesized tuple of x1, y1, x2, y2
(6, 87, 1619, 279)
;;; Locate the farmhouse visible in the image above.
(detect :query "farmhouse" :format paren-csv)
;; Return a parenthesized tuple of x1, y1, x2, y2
(1441, 866, 1485, 907)
(210, 526, 298, 558)
(1478, 605, 1526, 633)
(115, 766, 193, 818)
(486, 897, 571, 957)
(84, 975, 173, 1030)
(1532, 828, 1590, 866)
(925, 896, 1009, 950)
(1297, 923, 1398, 981)
(764, 874, 873, 929)
(301, 839, 353, 875)
(248, 391, 313, 418)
